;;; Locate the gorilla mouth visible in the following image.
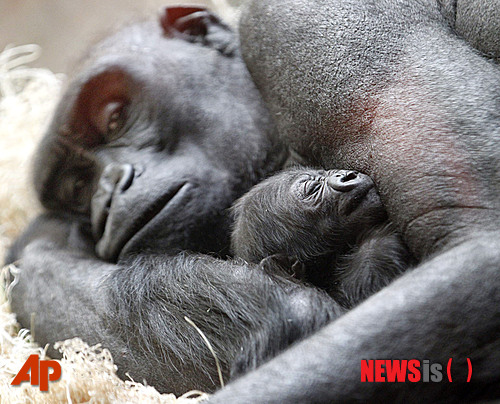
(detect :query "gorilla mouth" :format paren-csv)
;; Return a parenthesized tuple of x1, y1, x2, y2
(95, 182, 189, 261)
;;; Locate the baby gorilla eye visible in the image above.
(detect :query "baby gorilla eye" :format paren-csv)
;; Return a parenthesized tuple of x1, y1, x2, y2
(303, 180, 322, 197)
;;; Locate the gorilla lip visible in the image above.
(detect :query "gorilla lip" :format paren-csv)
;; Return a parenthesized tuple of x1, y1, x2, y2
(96, 181, 189, 261)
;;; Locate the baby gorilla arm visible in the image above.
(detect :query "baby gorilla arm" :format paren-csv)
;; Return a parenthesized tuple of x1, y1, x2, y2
(331, 224, 413, 308)
(8, 213, 342, 395)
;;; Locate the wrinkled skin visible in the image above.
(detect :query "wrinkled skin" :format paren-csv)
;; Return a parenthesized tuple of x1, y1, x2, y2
(7, 9, 345, 395)
(209, 0, 500, 402)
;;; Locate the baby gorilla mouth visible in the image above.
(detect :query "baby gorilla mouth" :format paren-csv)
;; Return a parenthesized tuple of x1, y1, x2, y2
(91, 163, 189, 261)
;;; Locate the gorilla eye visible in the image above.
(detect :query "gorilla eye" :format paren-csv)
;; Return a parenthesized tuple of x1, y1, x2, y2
(94, 100, 127, 140)
(58, 175, 88, 212)
(74, 178, 86, 196)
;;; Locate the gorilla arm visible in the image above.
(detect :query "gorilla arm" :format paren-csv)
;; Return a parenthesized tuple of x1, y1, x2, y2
(210, 232, 500, 403)
(222, 0, 500, 401)
(8, 213, 342, 396)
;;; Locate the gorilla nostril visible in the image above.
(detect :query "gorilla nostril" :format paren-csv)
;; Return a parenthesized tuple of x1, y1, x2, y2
(341, 171, 358, 183)
(117, 164, 135, 192)
(327, 170, 361, 192)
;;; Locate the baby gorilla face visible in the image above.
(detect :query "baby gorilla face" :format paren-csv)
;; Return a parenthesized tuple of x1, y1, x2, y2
(231, 168, 388, 263)
(292, 169, 381, 217)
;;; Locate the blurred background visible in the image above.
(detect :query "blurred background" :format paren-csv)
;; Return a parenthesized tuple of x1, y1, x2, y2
(0, 0, 241, 74)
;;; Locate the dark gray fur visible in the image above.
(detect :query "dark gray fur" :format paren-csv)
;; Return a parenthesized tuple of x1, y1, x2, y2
(6, 10, 342, 394)
(8, 213, 341, 393)
(208, 0, 500, 402)
(8, 2, 500, 401)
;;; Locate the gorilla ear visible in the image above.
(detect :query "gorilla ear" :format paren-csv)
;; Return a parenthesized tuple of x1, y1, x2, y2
(160, 6, 208, 34)
(160, 6, 236, 56)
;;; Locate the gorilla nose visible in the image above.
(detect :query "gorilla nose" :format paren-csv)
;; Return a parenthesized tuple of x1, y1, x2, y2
(91, 164, 134, 245)
(327, 170, 363, 191)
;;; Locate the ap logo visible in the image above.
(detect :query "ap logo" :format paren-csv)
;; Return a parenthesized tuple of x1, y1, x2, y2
(11, 354, 62, 391)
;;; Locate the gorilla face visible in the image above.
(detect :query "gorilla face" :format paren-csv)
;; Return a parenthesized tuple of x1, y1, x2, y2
(231, 168, 387, 262)
(290, 169, 383, 219)
(33, 8, 284, 262)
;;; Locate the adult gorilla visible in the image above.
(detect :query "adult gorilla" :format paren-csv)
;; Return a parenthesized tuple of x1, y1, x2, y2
(7, 8, 341, 395)
(210, 0, 500, 402)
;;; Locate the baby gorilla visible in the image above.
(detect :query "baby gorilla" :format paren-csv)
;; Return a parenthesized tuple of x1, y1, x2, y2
(231, 168, 414, 308)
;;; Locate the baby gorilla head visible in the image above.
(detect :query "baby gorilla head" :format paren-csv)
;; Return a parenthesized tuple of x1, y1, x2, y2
(231, 168, 388, 264)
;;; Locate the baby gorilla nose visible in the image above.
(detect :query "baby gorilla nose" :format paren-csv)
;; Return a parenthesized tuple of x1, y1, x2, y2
(341, 171, 358, 182)
(327, 170, 364, 191)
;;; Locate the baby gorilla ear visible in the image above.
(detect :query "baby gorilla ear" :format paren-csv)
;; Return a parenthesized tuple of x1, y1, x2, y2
(160, 6, 236, 56)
